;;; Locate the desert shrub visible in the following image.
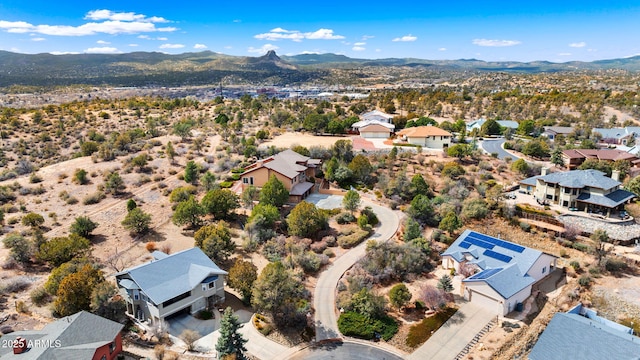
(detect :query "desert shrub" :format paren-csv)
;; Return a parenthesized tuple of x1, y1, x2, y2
(30, 286, 51, 306)
(336, 212, 356, 224)
(361, 206, 379, 226)
(322, 235, 337, 247)
(146, 242, 157, 252)
(406, 307, 457, 348)
(83, 191, 105, 205)
(310, 240, 328, 254)
(338, 228, 371, 248)
(572, 242, 590, 252)
(337, 312, 398, 341)
(578, 275, 592, 287)
(519, 222, 531, 232)
(604, 258, 628, 272)
(196, 310, 214, 320)
(220, 181, 233, 188)
(1, 276, 31, 294)
(262, 236, 286, 262)
(294, 251, 324, 273)
(569, 261, 581, 271)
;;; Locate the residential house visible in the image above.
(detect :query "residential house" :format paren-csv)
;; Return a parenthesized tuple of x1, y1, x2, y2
(593, 127, 640, 145)
(0, 311, 124, 360)
(351, 110, 396, 138)
(441, 230, 557, 315)
(357, 123, 393, 138)
(541, 126, 574, 141)
(561, 148, 639, 169)
(396, 126, 453, 149)
(518, 168, 636, 216)
(529, 304, 640, 360)
(240, 149, 321, 202)
(115, 248, 227, 325)
(466, 119, 519, 133)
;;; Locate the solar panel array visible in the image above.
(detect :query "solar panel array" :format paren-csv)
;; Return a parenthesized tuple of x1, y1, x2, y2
(459, 241, 471, 249)
(483, 249, 513, 263)
(468, 231, 525, 253)
(464, 237, 495, 250)
(468, 267, 502, 280)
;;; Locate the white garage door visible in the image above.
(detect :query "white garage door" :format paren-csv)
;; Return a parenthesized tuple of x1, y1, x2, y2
(470, 290, 501, 314)
(361, 132, 388, 138)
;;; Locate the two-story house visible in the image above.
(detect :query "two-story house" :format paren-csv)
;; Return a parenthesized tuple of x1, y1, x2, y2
(561, 149, 639, 169)
(519, 169, 636, 216)
(240, 149, 321, 203)
(115, 248, 227, 325)
(397, 126, 453, 149)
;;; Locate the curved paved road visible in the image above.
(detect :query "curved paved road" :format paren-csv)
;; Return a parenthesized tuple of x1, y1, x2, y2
(287, 340, 404, 360)
(314, 201, 400, 341)
(480, 138, 520, 161)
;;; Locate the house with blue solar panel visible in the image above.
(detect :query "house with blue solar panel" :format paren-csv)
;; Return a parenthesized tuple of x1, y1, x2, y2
(441, 230, 557, 315)
(115, 247, 227, 324)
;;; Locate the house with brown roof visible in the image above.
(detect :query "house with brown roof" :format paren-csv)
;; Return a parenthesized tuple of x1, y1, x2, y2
(397, 126, 453, 149)
(0, 311, 124, 360)
(358, 123, 393, 138)
(241, 149, 321, 202)
(561, 149, 639, 169)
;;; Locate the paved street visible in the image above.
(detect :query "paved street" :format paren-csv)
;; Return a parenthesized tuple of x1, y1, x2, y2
(314, 201, 400, 341)
(286, 340, 404, 360)
(407, 302, 496, 360)
(480, 138, 519, 160)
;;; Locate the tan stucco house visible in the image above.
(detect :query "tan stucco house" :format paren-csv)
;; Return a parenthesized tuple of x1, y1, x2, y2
(241, 149, 321, 203)
(397, 126, 453, 149)
(115, 248, 227, 325)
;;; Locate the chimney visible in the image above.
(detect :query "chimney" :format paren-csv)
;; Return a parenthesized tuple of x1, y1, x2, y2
(612, 170, 620, 182)
(13, 337, 28, 354)
(541, 167, 548, 176)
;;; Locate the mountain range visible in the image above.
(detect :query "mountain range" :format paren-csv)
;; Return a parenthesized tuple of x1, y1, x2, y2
(1, 50, 640, 88)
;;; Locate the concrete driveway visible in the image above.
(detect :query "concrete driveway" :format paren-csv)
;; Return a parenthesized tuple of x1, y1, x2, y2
(480, 138, 520, 161)
(407, 302, 496, 360)
(305, 193, 344, 210)
(168, 313, 218, 339)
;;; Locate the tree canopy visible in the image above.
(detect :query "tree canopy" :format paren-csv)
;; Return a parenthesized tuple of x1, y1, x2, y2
(259, 175, 289, 208)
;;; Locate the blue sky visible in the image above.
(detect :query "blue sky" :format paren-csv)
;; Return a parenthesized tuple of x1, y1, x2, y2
(1, 0, 639, 62)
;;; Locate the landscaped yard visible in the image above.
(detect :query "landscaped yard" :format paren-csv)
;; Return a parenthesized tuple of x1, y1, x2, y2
(405, 307, 458, 348)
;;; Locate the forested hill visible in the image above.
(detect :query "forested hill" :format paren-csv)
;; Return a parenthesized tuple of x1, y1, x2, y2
(2, 49, 640, 88)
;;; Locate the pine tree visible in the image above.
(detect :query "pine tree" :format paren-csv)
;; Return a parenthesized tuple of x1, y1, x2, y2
(437, 274, 454, 293)
(216, 307, 247, 360)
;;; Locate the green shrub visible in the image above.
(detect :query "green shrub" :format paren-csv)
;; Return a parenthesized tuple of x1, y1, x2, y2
(219, 181, 233, 188)
(406, 307, 458, 348)
(83, 191, 105, 205)
(578, 275, 592, 287)
(572, 242, 590, 252)
(569, 261, 581, 271)
(30, 286, 50, 306)
(337, 312, 398, 341)
(519, 222, 531, 232)
(604, 258, 628, 272)
(196, 310, 213, 320)
(336, 212, 356, 224)
(231, 174, 241, 181)
(337, 228, 371, 248)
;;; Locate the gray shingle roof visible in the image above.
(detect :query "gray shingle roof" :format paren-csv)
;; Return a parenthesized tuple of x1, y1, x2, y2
(577, 189, 636, 208)
(117, 247, 227, 305)
(442, 230, 548, 299)
(529, 312, 640, 360)
(524, 169, 620, 190)
(0, 311, 123, 360)
(242, 149, 319, 180)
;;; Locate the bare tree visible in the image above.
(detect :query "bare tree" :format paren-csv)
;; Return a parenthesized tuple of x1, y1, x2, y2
(104, 246, 133, 273)
(180, 329, 200, 351)
(421, 284, 447, 312)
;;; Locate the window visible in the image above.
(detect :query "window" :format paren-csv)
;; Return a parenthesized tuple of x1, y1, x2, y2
(101, 356, 107, 360)
(109, 341, 116, 353)
(209, 281, 215, 289)
(564, 187, 570, 194)
(542, 266, 546, 274)
(133, 290, 139, 301)
(243, 177, 248, 184)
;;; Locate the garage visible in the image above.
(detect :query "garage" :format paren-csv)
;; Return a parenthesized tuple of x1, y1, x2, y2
(359, 124, 392, 138)
(468, 289, 501, 314)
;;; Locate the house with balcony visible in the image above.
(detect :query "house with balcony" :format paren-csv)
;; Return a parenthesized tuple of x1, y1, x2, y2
(0, 311, 123, 360)
(561, 149, 639, 169)
(240, 149, 321, 202)
(115, 247, 227, 325)
(593, 127, 640, 145)
(518, 168, 636, 216)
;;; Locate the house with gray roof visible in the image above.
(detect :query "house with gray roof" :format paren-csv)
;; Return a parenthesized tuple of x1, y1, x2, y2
(519, 168, 636, 216)
(352, 110, 396, 138)
(240, 149, 321, 203)
(466, 119, 519, 133)
(541, 126, 574, 141)
(115, 247, 227, 324)
(529, 304, 640, 360)
(593, 126, 640, 145)
(441, 230, 557, 315)
(0, 311, 124, 360)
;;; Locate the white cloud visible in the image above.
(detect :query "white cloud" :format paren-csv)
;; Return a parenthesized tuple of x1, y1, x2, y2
(0, 10, 177, 37)
(558, 52, 572, 56)
(375, 49, 381, 52)
(354, 42, 366, 46)
(438, 47, 447, 51)
(248, 43, 279, 54)
(224, 45, 232, 49)
(85, 9, 167, 23)
(233, 19, 241, 23)
(472, 38, 521, 47)
(569, 42, 586, 48)
(50, 51, 80, 55)
(156, 37, 168, 41)
(393, 34, 417, 42)
(352, 46, 366, 51)
(159, 43, 184, 49)
(301, 50, 320, 54)
(84, 46, 121, 54)
(194, 44, 207, 49)
(129, 43, 138, 47)
(31, 37, 45, 41)
(96, 40, 110, 44)
(362, 35, 374, 40)
(138, 35, 150, 39)
(255, 28, 344, 42)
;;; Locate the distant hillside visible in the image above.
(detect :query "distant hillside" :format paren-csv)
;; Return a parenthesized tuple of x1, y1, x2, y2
(2, 50, 640, 88)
